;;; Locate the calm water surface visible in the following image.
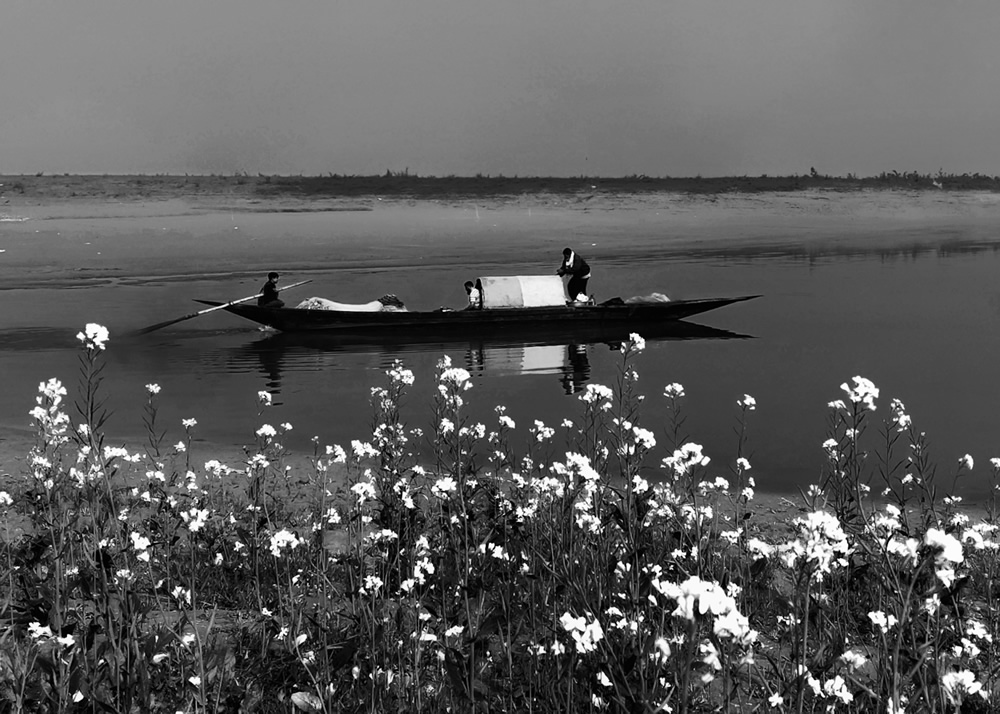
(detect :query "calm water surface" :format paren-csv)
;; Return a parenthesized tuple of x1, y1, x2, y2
(2, 205, 999, 497)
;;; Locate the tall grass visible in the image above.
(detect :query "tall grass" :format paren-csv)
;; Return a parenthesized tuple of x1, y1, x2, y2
(1, 325, 998, 712)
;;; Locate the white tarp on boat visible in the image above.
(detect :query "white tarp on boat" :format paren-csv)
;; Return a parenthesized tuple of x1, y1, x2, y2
(478, 275, 567, 309)
(295, 296, 407, 312)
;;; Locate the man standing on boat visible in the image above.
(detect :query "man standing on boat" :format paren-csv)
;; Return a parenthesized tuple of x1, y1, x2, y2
(557, 247, 591, 302)
(258, 272, 285, 308)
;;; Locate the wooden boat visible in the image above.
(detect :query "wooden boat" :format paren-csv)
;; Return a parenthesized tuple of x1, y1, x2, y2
(196, 275, 759, 335)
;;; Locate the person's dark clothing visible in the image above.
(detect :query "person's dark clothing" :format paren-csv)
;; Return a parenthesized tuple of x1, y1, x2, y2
(258, 280, 284, 308)
(558, 251, 591, 301)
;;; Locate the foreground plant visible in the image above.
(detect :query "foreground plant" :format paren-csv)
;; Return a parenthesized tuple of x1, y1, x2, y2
(1, 326, 999, 712)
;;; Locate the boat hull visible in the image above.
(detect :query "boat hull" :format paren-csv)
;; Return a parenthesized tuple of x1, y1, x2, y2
(195, 295, 760, 335)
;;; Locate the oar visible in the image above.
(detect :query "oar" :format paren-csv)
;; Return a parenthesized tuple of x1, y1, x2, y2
(135, 279, 312, 335)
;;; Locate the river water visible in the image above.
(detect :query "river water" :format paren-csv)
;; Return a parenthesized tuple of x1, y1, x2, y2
(2, 195, 999, 497)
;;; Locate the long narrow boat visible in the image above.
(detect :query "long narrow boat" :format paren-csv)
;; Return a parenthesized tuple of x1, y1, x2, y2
(196, 275, 760, 335)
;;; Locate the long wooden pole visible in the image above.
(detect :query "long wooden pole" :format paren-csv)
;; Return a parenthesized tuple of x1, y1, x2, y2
(135, 279, 312, 335)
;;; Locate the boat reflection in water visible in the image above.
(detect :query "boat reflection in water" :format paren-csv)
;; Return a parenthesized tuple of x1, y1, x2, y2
(234, 319, 753, 397)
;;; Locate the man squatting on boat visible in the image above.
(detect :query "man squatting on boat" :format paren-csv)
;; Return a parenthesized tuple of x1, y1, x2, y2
(558, 248, 591, 302)
(258, 272, 285, 308)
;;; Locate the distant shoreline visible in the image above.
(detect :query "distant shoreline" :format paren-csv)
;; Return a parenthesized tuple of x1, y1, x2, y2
(3, 172, 1000, 204)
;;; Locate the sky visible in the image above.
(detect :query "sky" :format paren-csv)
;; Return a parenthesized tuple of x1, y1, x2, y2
(2, 1, 999, 178)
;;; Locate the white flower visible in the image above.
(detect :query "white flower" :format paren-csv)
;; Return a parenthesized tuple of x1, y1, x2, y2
(840, 376, 879, 411)
(559, 612, 604, 653)
(130, 532, 151, 552)
(581, 384, 614, 405)
(431, 477, 458, 498)
(941, 669, 984, 707)
(182, 418, 197, 429)
(256, 424, 277, 438)
(76, 323, 110, 350)
(181, 507, 209, 532)
(622, 333, 645, 353)
(663, 382, 685, 398)
(868, 610, 898, 634)
(738, 394, 756, 410)
(145, 383, 161, 395)
(925, 527, 964, 565)
(270, 529, 302, 557)
(257, 390, 272, 406)
(959, 454, 974, 470)
(28, 622, 54, 639)
(632, 426, 656, 450)
(440, 367, 472, 386)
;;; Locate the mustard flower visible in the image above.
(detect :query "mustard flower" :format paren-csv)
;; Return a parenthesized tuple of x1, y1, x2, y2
(532, 420, 555, 441)
(269, 529, 302, 557)
(780, 510, 851, 580)
(581, 383, 613, 405)
(439, 366, 472, 388)
(925, 527, 964, 565)
(387, 361, 415, 385)
(431, 476, 458, 498)
(146, 383, 161, 395)
(559, 612, 604, 653)
(823, 675, 853, 704)
(745, 538, 774, 560)
(130, 532, 151, 560)
(663, 382, 685, 399)
(657, 575, 754, 643)
(941, 670, 985, 708)
(256, 424, 277, 439)
(76, 322, 109, 350)
(182, 418, 197, 429)
(632, 426, 656, 450)
(351, 479, 376, 504)
(840, 375, 879, 411)
(868, 610, 897, 634)
(360, 574, 384, 595)
(181, 507, 209, 532)
(623, 332, 645, 353)
(662, 442, 711, 477)
(737, 394, 756, 410)
(351, 440, 377, 459)
(959, 454, 975, 470)
(28, 622, 54, 639)
(0, 492, 11, 507)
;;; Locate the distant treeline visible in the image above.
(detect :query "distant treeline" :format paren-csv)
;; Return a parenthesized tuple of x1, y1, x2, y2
(3, 170, 1000, 200)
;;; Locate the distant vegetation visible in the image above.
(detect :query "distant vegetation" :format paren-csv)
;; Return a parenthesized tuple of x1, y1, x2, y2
(2, 170, 1000, 201)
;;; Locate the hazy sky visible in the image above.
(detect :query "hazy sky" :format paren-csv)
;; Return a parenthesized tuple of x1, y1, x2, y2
(3, 1, 999, 177)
